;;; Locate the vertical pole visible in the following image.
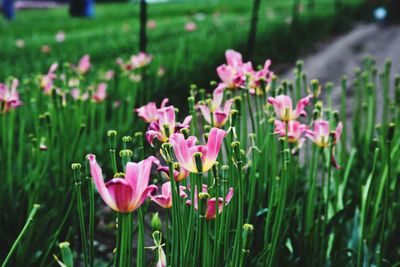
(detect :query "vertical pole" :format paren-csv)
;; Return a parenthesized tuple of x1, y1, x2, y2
(247, 0, 261, 59)
(2, 0, 15, 20)
(139, 0, 147, 52)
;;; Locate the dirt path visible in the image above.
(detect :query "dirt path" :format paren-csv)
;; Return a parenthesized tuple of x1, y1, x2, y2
(283, 23, 400, 113)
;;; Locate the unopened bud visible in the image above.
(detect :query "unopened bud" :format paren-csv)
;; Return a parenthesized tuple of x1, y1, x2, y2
(151, 212, 162, 231)
(194, 152, 203, 173)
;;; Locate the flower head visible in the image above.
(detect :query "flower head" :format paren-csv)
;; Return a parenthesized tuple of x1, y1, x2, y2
(150, 181, 187, 209)
(75, 55, 91, 74)
(196, 85, 234, 127)
(156, 162, 190, 182)
(71, 88, 89, 101)
(136, 98, 169, 123)
(0, 78, 22, 113)
(267, 94, 312, 121)
(185, 22, 197, 32)
(131, 52, 152, 69)
(186, 185, 234, 220)
(305, 120, 343, 148)
(274, 120, 308, 143)
(88, 154, 157, 213)
(91, 83, 107, 102)
(40, 63, 58, 95)
(169, 127, 226, 173)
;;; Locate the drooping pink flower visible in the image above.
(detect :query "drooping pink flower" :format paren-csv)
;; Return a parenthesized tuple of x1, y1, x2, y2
(305, 120, 343, 148)
(40, 63, 58, 95)
(274, 120, 308, 143)
(76, 55, 91, 74)
(146, 106, 192, 146)
(267, 94, 312, 121)
(169, 128, 226, 173)
(55, 31, 66, 43)
(156, 162, 190, 182)
(70, 88, 89, 101)
(185, 21, 197, 32)
(196, 85, 234, 127)
(92, 83, 107, 102)
(186, 185, 234, 220)
(131, 52, 152, 69)
(88, 154, 158, 213)
(150, 181, 187, 209)
(0, 79, 22, 113)
(136, 98, 169, 123)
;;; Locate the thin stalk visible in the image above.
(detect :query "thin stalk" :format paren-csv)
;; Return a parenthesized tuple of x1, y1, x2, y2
(137, 208, 145, 267)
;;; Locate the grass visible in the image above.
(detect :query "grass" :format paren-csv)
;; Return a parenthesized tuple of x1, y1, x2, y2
(0, 0, 371, 266)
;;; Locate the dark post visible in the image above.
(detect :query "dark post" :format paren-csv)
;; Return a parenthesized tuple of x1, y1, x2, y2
(2, 0, 15, 20)
(247, 0, 261, 59)
(139, 0, 147, 52)
(69, 0, 94, 17)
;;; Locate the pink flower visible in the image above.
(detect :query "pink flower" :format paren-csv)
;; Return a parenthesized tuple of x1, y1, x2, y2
(131, 52, 152, 69)
(186, 185, 234, 220)
(225, 49, 243, 69)
(147, 19, 157, 29)
(0, 79, 22, 113)
(55, 31, 66, 43)
(88, 154, 158, 213)
(136, 98, 169, 123)
(305, 120, 343, 148)
(158, 67, 166, 77)
(71, 88, 89, 101)
(76, 55, 91, 74)
(274, 120, 308, 143)
(169, 128, 226, 173)
(185, 21, 197, 32)
(116, 57, 135, 72)
(104, 70, 114, 81)
(196, 85, 234, 127)
(216, 50, 248, 89)
(156, 162, 190, 182)
(92, 83, 107, 102)
(247, 60, 274, 93)
(146, 106, 192, 146)
(40, 63, 58, 95)
(151, 181, 187, 209)
(267, 94, 312, 121)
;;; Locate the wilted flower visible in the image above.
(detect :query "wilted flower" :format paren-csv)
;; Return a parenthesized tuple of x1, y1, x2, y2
(196, 85, 234, 127)
(136, 98, 169, 123)
(169, 127, 226, 173)
(267, 94, 312, 121)
(0, 78, 22, 113)
(150, 181, 187, 209)
(88, 154, 158, 213)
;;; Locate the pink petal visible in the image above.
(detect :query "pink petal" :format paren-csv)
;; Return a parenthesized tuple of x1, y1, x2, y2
(106, 178, 134, 212)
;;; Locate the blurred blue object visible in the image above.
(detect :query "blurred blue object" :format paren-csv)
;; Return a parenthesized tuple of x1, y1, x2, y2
(374, 7, 387, 21)
(69, 0, 94, 17)
(2, 0, 14, 20)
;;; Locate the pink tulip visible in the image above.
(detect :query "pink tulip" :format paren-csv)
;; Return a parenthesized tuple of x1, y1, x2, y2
(305, 120, 343, 148)
(136, 98, 169, 123)
(267, 94, 312, 121)
(104, 70, 114, 81)
(196, 85, 234, 127)
(247, 60, 274, 93)
(76, 55, 91, 74)
(169, 128, 226, 173)
(151, 181, 187, 209)
(146, 106, 192, 146)
(88, 154, 158, 213)
(40, 63, 58, 95)
(156, 162, 190, 182)
(185, 21, 197, 32)
(0, 79, 22, 113)
(55, 31, 66, 43)
(274, 120, 308, 143)
(70, 88, 89, 101)
(186, 185, 234, 220)
(216, 64, 245, 89)
(92, 83, 107, 102)
(225, 49, 243, 69)
(131, 52, 152, 69)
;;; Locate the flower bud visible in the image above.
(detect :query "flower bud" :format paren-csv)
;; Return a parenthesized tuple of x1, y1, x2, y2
(310, 79, 321, 98)
(151, 212, 162, 231)
(387, 123, 395, 142)
(122, 136, 132, 143)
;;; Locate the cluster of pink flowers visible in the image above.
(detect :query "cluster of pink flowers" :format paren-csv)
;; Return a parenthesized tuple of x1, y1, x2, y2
(217, 49, 273, 93)
(116, 52, 152, 73)
(0, 79, 22, 113)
